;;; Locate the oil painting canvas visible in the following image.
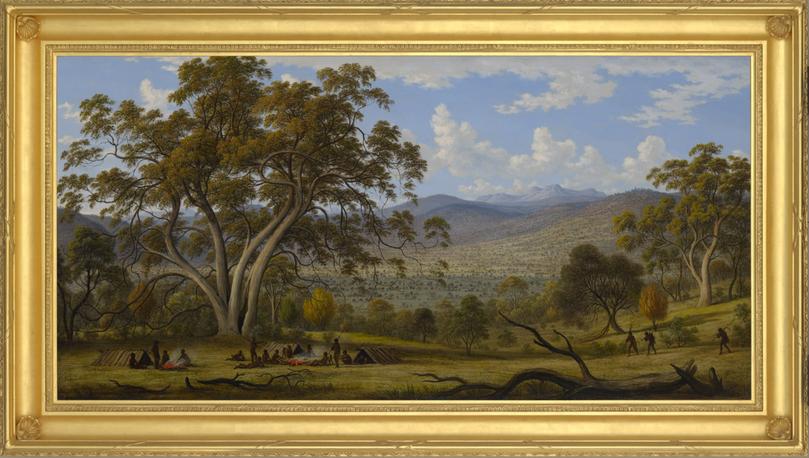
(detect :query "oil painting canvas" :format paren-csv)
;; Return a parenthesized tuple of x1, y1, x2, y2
(55, 56, 752, 401)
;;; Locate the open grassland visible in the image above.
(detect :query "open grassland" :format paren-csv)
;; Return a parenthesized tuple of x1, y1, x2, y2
(58, 297, 752, 401)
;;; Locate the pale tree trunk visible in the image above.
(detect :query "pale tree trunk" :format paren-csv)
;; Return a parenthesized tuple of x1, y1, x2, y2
(698, 256, 713, 307)
(241, 208, 302, 335)
(696, 235, 720, 307)
(221, 198, 295, 336)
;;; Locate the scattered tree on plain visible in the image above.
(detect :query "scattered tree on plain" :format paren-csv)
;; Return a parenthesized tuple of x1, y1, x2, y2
(413, 307, 437, 343)
(554, 244, 644, 336)
(366, 298, 397, 336)
(496, 276, 529, 315)
(452, 295, 490, 356)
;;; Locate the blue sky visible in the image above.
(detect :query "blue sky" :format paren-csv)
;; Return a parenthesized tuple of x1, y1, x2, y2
(57, 56, 750, 203)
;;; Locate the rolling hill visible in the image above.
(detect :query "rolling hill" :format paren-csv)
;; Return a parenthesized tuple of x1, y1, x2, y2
(412, 188, 669, 277)
(383, 185, 608, 244)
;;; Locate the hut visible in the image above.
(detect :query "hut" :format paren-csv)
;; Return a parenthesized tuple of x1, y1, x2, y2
(91, 349, 152, 367)
(352, 347, 401, 365)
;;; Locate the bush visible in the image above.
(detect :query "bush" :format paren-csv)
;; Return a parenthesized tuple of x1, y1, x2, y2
(496, 328, 518, 348)
(662, 317, 699, 347)
(732, 302, 751, 346)
(588, 340, 622, 358)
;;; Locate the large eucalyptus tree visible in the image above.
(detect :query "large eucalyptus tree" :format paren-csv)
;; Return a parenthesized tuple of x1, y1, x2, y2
(59, 57, 449, 336)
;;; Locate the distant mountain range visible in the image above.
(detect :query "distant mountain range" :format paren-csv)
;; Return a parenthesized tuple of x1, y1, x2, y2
(383, 184, 614, 244)
(392, 188, 670, 278)
(476, 184, 605, 206)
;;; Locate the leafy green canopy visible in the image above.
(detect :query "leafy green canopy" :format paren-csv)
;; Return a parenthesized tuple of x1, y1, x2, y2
(58, 57, 450, 335)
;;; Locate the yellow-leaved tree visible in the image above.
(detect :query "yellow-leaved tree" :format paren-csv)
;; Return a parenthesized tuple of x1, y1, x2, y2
(639, 284, 668, 331)
(303, 288, 337, 330)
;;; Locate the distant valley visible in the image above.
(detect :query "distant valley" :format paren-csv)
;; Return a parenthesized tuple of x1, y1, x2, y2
(57, 185, 670, 308)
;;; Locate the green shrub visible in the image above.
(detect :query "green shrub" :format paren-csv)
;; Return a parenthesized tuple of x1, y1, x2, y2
(588, 339, 622, 358)
(732, 302, 751, 346)
(496, 328, 518, 348)
(662, 317, 699, 347)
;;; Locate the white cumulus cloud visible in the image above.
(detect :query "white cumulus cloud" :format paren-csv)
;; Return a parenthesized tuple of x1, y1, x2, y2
(432, 104, 676, 194)
(156, 56, 193, 73)
(58, 101, 81, 121)
(429, 104, 509, 177)
(279, 73, 300, 83)
(58, 135, 80, 145)
(139, 79, 173, 113)
(495, 69, 616, 114)
(149, 56, 745, 126)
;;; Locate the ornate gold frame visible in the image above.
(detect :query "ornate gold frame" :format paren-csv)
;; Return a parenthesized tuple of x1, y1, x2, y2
(0, 1, 806, 455)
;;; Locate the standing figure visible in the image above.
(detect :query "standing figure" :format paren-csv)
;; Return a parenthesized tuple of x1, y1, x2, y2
(128, 352, 138, 369)
(625, 330, 639, 356)
(716, 327, 732, 354)
(330, 337, 341, 368)
(151, 340, 161, 369)
(249, 337, 261, 363)
(643, 331, 657, 355)
(160, 350, 170, 367)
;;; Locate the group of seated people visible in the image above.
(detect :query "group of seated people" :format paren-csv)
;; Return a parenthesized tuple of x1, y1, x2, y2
(310, 349, 353, 366)
(228, 343, 311, 368)
(128, 346, 192, 370)
(227, 342, 355, 368)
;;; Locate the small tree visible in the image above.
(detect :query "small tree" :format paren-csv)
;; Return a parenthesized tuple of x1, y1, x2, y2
(434, 299, 457, 345)
(394, 309, 416, 340)
(335, 302, 355, 332)
(639, 284, 668, 331)
(413, 307, 437, 343)
(496, 276, 529, 315)
(303, 288, 337, 330)
(555, 244, 644, 336)
(452, 295, 490, 356)
(366, 298, 396, 336)
(278, 293, 301, 327)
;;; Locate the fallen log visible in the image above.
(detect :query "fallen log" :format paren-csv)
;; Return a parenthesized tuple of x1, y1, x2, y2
(196, 369, 311, 390)
(416, 312, 724, 400)
(109, 379, 170, 394)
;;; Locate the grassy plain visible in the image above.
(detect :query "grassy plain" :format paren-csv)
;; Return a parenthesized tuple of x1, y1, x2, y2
(58, 296, 752, 401)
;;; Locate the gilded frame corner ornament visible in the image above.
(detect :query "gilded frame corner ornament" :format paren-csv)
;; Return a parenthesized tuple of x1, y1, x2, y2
(766, 15, 793, 39)
(0, 0, 807, 456)
(14, 416, 40, 442)
(14, 15, 38, 41)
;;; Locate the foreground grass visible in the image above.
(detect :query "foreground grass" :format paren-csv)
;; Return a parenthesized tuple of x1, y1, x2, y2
(58, 297, 751, 401)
